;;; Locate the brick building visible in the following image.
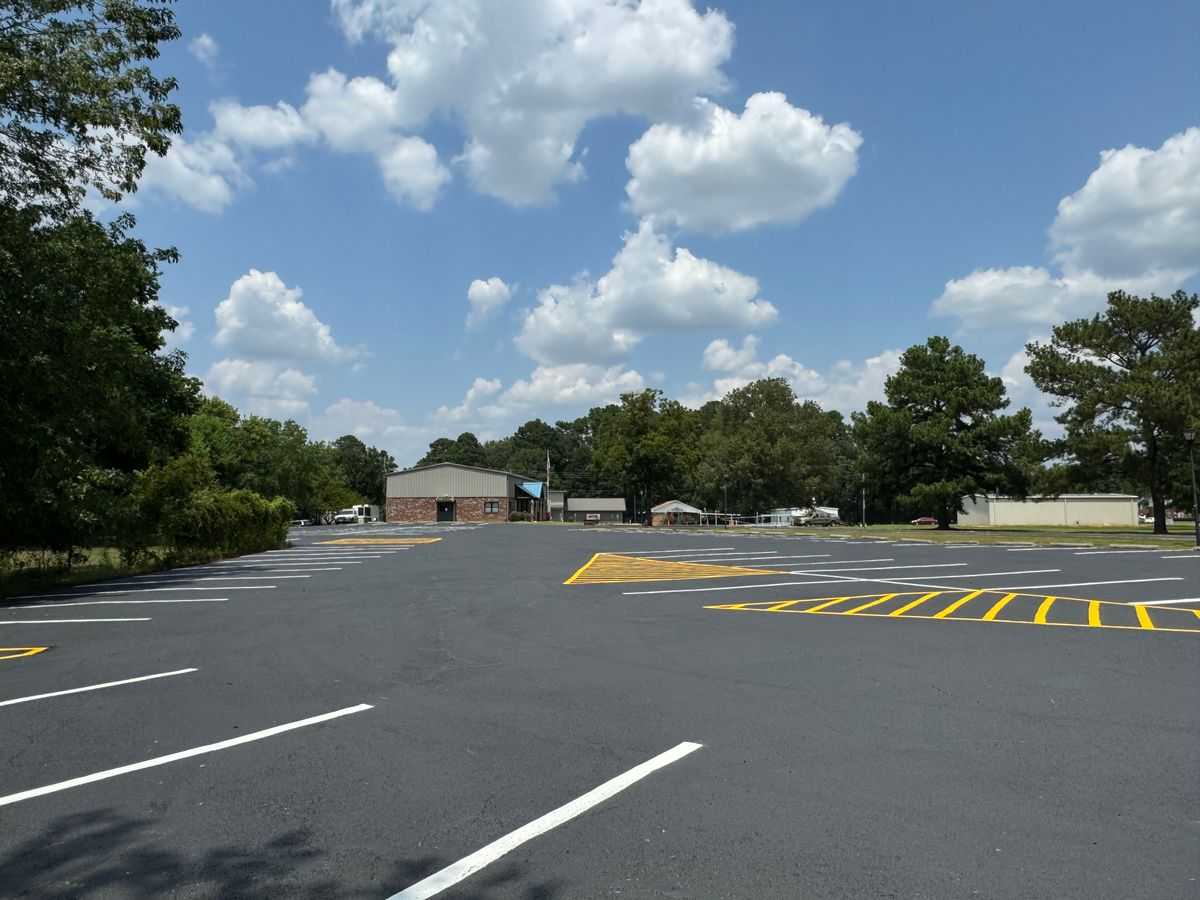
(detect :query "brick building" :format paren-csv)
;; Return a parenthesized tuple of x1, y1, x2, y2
(385, 462, 546, 523)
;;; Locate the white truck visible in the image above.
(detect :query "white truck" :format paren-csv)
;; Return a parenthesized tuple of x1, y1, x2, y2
(333, 504, 380, 524)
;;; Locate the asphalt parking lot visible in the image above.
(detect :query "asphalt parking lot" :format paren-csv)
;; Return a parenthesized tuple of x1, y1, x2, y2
(2, 525, 1197, 898)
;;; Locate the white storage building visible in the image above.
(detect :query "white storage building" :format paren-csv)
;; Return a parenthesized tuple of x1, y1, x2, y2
(957, 494, 1138, 527)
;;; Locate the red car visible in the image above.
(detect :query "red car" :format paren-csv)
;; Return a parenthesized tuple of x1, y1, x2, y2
(910, 516, 938, 525)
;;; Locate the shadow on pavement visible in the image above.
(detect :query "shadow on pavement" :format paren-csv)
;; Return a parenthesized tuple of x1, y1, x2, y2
(0, 808, 565, 898)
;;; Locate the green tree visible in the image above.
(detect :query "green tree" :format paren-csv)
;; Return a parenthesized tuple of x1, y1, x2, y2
(0, 206, 199, 552)
(1025, 290, 1200, 534)
(854, 336, 1039, 529)
(331, 435, 396, 506)
(0, 0, 182, 217)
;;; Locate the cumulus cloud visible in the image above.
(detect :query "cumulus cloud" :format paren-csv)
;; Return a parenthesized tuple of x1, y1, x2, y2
(161, 304, 195, 347)
(204, 359, 317, 418)
(466, 277, 513, 328)
(437, 365, 644, 426)
(376, 135, 451, 209)
(321, 0, 733, 205)
(137, 134, 247, 213)
(626, 93, 862, 233)
(317, 397, 405, 439)
(518, 219, 776, 364)
(686, 336, 901, 414)
(214, 270, 359, 362)
(189, 33, 219, 66)
(211, 99, 316, 149)
(933, 128, 1200, 331)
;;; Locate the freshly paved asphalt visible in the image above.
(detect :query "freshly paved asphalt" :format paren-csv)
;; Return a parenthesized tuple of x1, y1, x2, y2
(1, 525, 1197, 898)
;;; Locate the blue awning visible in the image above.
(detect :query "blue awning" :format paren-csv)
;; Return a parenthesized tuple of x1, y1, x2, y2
(519, 481, 544, 499)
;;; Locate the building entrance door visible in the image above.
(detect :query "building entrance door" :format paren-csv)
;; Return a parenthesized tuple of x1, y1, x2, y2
(436, 500, 455, 522)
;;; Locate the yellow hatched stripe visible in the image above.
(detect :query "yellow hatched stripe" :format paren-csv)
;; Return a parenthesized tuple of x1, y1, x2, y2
(1088, 601, 1101, 627)
(982, 593, 1017, 621)
(767, 600, 804, 611)
(804, 597, 852, 613)
(844, 593, 897, 614)
(889, 592, 941, 617)
(1033, 596, 1057, 625)
(932, 590, 985, 619)
(564, 553, 601, 585)
(0, 647, 47, 660)
(1135, 605, 1155, 630)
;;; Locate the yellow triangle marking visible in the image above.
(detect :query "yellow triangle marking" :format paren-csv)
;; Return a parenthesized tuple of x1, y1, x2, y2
(0, 647, 47, 661)
(565, 553, 785, 585)
(316, 537, 441, 544)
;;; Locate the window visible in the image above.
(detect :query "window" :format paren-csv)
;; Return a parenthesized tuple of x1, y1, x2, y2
(484, 501, 500, 514)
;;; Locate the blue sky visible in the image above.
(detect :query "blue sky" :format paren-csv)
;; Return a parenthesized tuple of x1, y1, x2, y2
(124, 0, 1199, 465)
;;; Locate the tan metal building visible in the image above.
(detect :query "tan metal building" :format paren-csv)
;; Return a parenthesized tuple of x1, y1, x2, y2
(565, 497, 626, 523)
(957, 494, 1138, 527)
(386, 462, 546, 522)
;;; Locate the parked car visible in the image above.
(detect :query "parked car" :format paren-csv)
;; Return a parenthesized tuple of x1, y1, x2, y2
(290, 519, 312, 527)
(910, 516, 938, 525)
(333, 508, 359, 524)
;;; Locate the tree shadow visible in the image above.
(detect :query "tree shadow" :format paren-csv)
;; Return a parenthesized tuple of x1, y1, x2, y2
(0, 807, 565, 898)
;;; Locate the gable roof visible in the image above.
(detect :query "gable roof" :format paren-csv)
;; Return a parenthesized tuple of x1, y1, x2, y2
(387, 461, 534, 481)
(651, 499, 703, 515)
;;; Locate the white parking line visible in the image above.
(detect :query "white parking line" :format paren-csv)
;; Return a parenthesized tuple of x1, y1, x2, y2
(1007, 546, 1088, 552)
(10, 586, 274, 600)
(4, 598, 227, 610)
(789, 563, 969, 574)
(624, 579, 874, 596)
(1161, 555, 1200, 560)
(685, 554, 836, 564)
(784, 557, 893, 566)
(0, 618, 151, 625)
(387, 741, 703, 900)
(0, 668, 197, 708)
(1073, 549, 1160, 555)
(883, 568, 1059, 580)
(0, 704, 373, 807)
(197, 575, 310, 581)
(607, 547, 737, 556)
(986, 577, 1185, 591)
(1131, 597, 1200, 606)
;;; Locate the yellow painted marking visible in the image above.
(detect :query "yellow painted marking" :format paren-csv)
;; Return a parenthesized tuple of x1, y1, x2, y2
(564, 553, 784, 585)
(932, 589, 985, 619)
(844, 593, 897, 614)
(804, 597, 851, 613)
(1033, 596, 1057, 625)
(0, 647, 47, 661)
(1194, 610, 1200, 622)
(982, 593, 1017, 621)
(1135, 604, 1155, 630)
(1088, 601, 1101, 627)
(767, 599, 804, 611)
(889, 591, 941, 617)
(316, 537, 441, 544)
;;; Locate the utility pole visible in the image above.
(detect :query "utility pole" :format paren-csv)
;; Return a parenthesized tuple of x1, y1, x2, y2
(861, 472, 867, 528)
(1185, 428, 1199, 550)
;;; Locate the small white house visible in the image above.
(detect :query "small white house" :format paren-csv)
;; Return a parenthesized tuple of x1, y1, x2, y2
(957, 494, 1138, 527)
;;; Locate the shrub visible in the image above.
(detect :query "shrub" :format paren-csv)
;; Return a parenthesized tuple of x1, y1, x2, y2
(508, 511, 532, 522)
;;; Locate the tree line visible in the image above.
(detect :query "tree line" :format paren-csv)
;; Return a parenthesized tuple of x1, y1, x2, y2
(418, 295, 1200, 533)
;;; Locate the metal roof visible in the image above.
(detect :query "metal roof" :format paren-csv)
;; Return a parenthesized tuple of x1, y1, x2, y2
(387, 461, 535, 481)
(566, 497, 626, 512)
(651, 499, 703, 515)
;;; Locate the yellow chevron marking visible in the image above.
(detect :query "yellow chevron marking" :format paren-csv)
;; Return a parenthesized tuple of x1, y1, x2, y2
(565, 553, 784, 585)
(706, 590, 1200, 634)
(0, 647, 48, 661)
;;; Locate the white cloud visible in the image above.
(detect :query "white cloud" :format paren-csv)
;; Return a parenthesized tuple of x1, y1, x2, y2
(626, 93, 862, 233)
(933, 127, 1200, 331)
(204, 359, 317, 418)
(325, 0, 734, 205)
(162, 304, 194, 346)
(376, 135, 451, 209)
(301, 69, 402, 153)
(465, 277, 513, 328)
(518, 219, 776, 365)
(1050, 127, 1200, 280)
(138, 134, 246, 213)
(436, 365, 645, 427)
(211, 99, 316, 149)
(317, 397, 405, 439)
(214, 270, 359, 363)
(189, 33, 219, 67)
(687, 336, 901, 414)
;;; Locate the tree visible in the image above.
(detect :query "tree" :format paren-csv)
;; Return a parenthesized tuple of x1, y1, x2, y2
(1026, 290, 1200, 534)
(0, 0, 182, 218)
(331, 434, 395, 506)
(0, 206, 199, 551)
(854, 336, 1039, 529)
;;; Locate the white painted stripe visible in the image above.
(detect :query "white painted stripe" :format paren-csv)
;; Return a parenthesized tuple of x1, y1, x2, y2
(387, 741, 703, 900)
(784, 557, 893, 566)
(882, 568, 1059, 580)
(682, 554, 836, 564)
(1131, 597, 1200, 606)
(0, 618, 151, 624)
(198, 575, 309, 581)
(789, 563, 969, 574)
(0, 668, 197, 708)
(607, 547, 736, 556)
(1074, 549, 1160, 555)
(11, 586, 274, 600)
(1007, 546, 1088, 552)
(624, 579, 873, 596)
(0, 703, 373, 807)
(1161, 555, 1200, 560)
(5, 598, 226, 610)
(986, 577, 1184, 591)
